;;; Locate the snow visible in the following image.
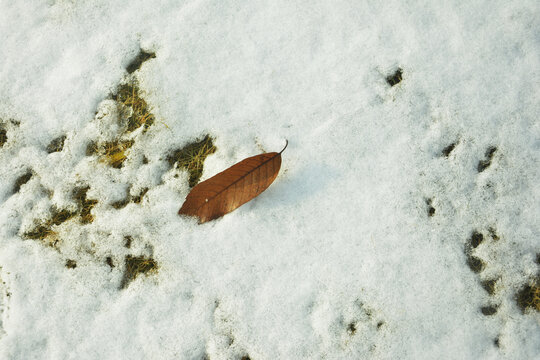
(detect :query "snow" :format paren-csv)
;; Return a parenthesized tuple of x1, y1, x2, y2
(1, 0, 539, 359)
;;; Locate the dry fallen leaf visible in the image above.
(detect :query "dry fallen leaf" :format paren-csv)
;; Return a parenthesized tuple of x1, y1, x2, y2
(179, 141, 287, 223)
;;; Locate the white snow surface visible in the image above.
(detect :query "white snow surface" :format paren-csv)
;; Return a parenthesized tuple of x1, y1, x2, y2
(0, 0, 539, 359)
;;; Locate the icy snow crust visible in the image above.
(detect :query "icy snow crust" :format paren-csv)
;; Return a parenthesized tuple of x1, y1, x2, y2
(0, 0, 539, 359)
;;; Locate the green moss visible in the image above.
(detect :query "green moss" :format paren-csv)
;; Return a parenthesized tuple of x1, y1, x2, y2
(168, 135, 216, 187)
(120, 255, 158, 289)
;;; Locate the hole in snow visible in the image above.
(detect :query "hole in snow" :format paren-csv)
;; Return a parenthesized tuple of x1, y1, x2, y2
(126, 48, 156, 74)
(105, 256, 114, 268)
(426, 198, 435, 217)
(488, 227, 499, 241)
(469, 231, 484, 249)
(0, 124, 7, 148)
(480, 305, 498, 316)
(46, 135, 67, 153)
(441, 142, 456, 157)
(480, 279, 497, 296)
(477, 146, 497, 172)
(386, 68, 403, 86)
(13, 170, 33, 193)
(466, 254, 485, 273)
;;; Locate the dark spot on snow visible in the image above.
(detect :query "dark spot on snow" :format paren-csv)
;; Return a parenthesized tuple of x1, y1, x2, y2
(0, 126, 7, 148)
(111, 187, 130, 209)
(441, 142, 456, 157)
(126, 49, 156, 74)
(132, 187, 149, 204)
(124, 236, 132, 248)
(515, 280, 540, 313)
(386, 68, 403, 86)
(466, 255, 485, 273)
(73, 186, 98, 224)
(24, 225, 55, 241)
(113, 82, 154, 132)
(120, 254, 158, 289)
(240, 356, 251, 360)
(46, 135, 66, 153)
(49, 207, 78, 226)
(86, 140, 99, 156)
(106, 256, 114, 268)
(347, 322, 357, 335)
(168, 135, 216, 187)
(426, 198, 435, 217)
(488, 227, 499, 241)
(24, 206, 78, 244)
(480, 305, 498, 316)
(13, 171, 33, 193)
(536, 253, 540, 265)
(111, 198, 129, 209)
(494, 336, 500, 348)
(142, 155, 149, 164)
(65, 259, 77, 269)
(481, 279, 497, 296)
(477, 146, 497, 172)
(377, 321, 384, 329)
(469, 231, 484, 248)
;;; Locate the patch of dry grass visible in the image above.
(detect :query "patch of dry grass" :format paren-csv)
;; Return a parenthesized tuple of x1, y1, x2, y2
(168, 135, 216, 187)
(114, 82, 154, 133)
(516, 278, 540, 313)
(120, 255, 158, 289)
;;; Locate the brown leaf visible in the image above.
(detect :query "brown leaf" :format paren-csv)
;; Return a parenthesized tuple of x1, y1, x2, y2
(179, 141, 287, 223)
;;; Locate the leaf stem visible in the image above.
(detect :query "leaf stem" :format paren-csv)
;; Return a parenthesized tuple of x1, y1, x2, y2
(279, 140, 288, 154)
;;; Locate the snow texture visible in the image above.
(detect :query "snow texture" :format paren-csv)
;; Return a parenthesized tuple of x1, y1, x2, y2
(0, 0, 539, 359)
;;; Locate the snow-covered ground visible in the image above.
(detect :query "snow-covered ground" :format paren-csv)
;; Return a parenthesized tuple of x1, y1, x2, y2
(0, 1, 539, 359)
